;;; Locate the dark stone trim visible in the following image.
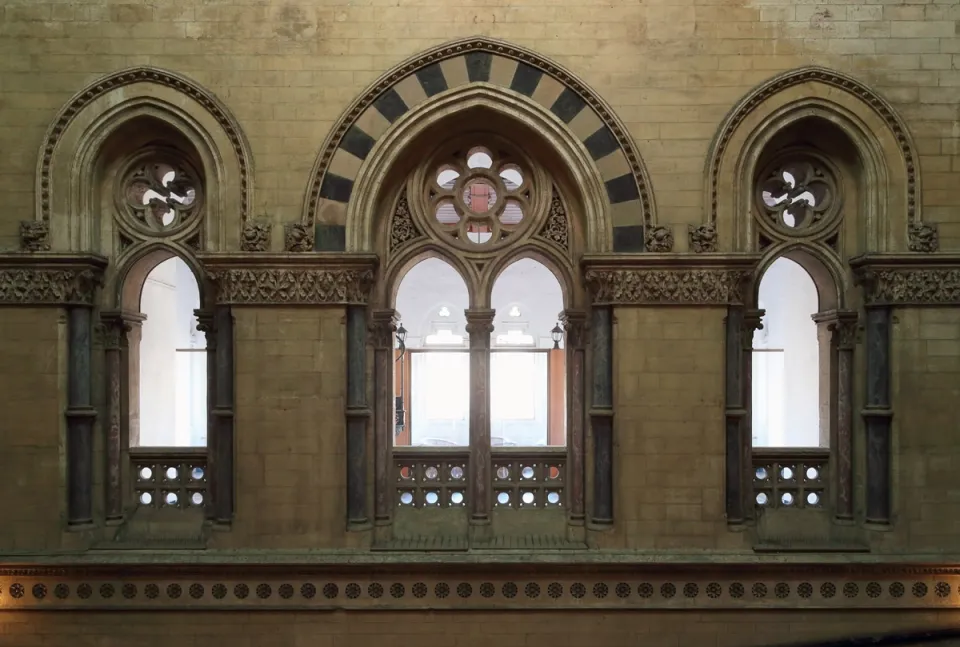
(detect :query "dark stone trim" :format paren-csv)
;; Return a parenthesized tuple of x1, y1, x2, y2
(724, 307, 746, 524)
(550, 88, 587, 124)
(864, 307, 892, 526)
(373, 88, 409, 124)
(509, 62, 543, 96)
(464, 51, 492, 82)
(313, 224, 346, 252)
(318, 173, 354, 204)
(415, 63, 449, 97)
(66, 307, 95, 526)
(604, 174, 640, 205)
(338, 126, 376, 161)
(612, 225, 644, 253)
(583, 126, 620, 161)
(213, 306, 235, 523)
(590, 306, 613, 525)
(346, 306, 369, 527)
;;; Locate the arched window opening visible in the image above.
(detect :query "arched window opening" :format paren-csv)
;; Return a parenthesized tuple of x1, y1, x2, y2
(394, 258, 470, 448)
(752, 257, 821, 449)
(490, 258, 566, 448)
(137, 256, 207, 448)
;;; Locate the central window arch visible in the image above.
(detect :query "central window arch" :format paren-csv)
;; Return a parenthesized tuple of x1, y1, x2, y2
(381, 130, 583, 532)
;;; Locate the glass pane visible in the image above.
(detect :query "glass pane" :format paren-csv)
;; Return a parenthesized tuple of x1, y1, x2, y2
(408, 352, 469, 447)
(491, 352, 559, 447)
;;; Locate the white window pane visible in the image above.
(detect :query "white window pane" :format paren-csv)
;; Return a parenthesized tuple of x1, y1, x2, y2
(490, 352, 549, 447)
(409, 352, 469, 446)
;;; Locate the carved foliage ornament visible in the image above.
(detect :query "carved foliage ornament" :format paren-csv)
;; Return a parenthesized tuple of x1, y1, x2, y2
(644, 226, 674, 252)
(284, 223, 315, 253)
(389, 190, 421, 253)
(19, 221, 51, 252)
(907, 222, 939, 253)
(688, 224, 718, 253)
(856, 267, 960, 306)
(241, 220, 272, 252)
(585, 269, 749, 305)
(0, 267, 103, 305)
(536, 188, 569, 251)
(211, 268, 375, 305)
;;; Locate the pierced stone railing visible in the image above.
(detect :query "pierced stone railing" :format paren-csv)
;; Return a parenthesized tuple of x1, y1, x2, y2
(130, 448, 208, 510)
(752, 448, 828, 510)
(492, 449, 566, 510)
(394, 449, 469, 509)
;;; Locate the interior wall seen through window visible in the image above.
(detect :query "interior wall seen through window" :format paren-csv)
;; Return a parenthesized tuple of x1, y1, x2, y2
(138, 256, 207, 448)
(752, 257, 820, 448)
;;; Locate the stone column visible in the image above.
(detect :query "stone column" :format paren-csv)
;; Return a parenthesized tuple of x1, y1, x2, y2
(466, 308, 495, 525)
(830, 311, 858, 522)
(195, 310, 218, 522)
(212, 306, 235, 523)
(66, 306, 96, 526)
(561, 310, 587, 524)
(724, 308, 762, 524)
(863, 306, 893, 525)
(100, 311, 134, 524)
(371, 309, 398, 525)
(590, 305, 614, 525)
(346, 305, 370, 527)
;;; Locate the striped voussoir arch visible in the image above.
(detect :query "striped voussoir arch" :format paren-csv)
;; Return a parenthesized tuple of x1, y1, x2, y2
(304, 38, 653, 252)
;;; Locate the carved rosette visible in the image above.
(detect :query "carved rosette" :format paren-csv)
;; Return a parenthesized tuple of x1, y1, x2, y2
(584, 268, 752, 305)
(240, 220, 272, 252)
(19, 221, 51, 252)
(536, 188, 569, 251)
(644, 226, 674, 252)
(907, 222, 939, 253)
(0, 255, 106, 306)
(688, 224, 718, 253)
(389, 190, 421, 253)
(284, 223, 315, 253)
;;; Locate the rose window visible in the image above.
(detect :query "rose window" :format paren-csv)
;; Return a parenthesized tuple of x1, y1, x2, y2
(758, 159, 836, 231)
(124, 161, 200, 232)
(431, 147, 529, 245)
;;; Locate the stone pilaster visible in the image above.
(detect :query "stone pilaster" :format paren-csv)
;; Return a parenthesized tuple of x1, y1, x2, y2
(346, 305, 370, 528)
(561, 310, 588, 524)
(66, 306, 95, 526)
(370, 309, 398, 526)
(589, 305, 613, 525)
(465, 308, 495, 525)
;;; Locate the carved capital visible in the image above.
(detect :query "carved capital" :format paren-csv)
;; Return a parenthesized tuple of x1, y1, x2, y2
(465, 309, 496, 342)
(99, 310, 140, 350)
(200, 253, 378, 306)
(240, 219, 272, 252)
(284, 222, 314, 253)
(560, 310, 588, 349)
(831, 311, 859, 351)
(19, 221, 50, 252)
(370, 309, 399, 350)
(194, 309, 216, 338)
(688, 223, 718, 253)
(644, 225, 674, 252)
(908, 221, 939, 253)
(741, 308, 764, 350)
(0, 253, 107, 306)
(852, 254, 960, 306)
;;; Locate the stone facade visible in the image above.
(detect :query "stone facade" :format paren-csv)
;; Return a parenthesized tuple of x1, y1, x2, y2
(1, 1, 960, 645)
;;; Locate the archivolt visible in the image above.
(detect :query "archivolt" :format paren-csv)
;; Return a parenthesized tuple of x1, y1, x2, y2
(35, 66, 254, 244)
(303, 36, 655, 238)
(704, 66, 920, 226)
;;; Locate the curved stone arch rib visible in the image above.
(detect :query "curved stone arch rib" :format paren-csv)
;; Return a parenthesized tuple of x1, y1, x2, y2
(35, 66, 254, 244)
(303, 37, 655, 239)
(705, 66, 920, 229)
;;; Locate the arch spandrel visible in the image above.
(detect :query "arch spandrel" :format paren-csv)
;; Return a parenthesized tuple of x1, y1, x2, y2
(303, 37, 655, 253)
(36, 67, 254, 254)
(705, 66, 921, 254)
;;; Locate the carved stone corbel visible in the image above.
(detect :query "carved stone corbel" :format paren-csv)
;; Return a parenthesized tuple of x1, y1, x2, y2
(688, 223, 718, 253)
(907, 222, 939, 253)
(284, 222, 314, 252)
(19, 221, 50, 252)
(240, 219, 272, 252)
(644, 225, 674, 252)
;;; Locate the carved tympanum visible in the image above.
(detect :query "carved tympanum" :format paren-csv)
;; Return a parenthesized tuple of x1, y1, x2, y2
(644, 226, 674, 252)
(284, 223, 314, 252)
(241, 220, 272, 252)
(688, 224, 718, 253)
(907, 222, 939, 253)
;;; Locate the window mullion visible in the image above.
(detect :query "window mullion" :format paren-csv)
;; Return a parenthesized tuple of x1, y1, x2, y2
(465, 308, 495, 525)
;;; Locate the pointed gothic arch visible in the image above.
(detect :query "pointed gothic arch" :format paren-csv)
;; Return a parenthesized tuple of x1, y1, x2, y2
(33, 66, 254, 253)
(704, 66, 922, 254)
(303, 37, 655, 253)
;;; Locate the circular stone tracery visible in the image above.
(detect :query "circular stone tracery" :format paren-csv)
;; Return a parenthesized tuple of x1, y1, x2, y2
(755, 154, 839, 236)
(117, 151, 203, 236)
(428, 146, 531, 247)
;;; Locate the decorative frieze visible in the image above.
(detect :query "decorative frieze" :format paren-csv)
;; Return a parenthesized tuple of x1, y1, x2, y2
(582, 254, 758, 306)
(0, 253, 107, 306)
(852, 254, 960, 306)
(199, 253, 378, 305)
(5, 563, 960, 611)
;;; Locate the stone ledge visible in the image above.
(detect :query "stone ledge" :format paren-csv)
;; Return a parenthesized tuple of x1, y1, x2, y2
(0, 252, 108, 306)
(851, 253, 960, 306)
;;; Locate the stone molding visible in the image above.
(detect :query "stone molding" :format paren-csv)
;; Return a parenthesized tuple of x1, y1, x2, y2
(851, 254, 960, 306)
(0, 253, 107, 306)
(4, 562, 960, 611)
(199, 253, 378, 305)
(582, 254, 760, 305)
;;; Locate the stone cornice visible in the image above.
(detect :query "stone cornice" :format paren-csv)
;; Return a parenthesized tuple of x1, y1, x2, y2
(581, 253, 761, 305)
(198, 253, 379, 306)
(0, 252, 108, 306)
(851, 253, 960, 306)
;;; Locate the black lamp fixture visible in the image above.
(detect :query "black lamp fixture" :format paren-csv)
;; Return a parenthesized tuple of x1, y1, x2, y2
(551, 322, 564, 350)
(395, 323, 407, 436)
